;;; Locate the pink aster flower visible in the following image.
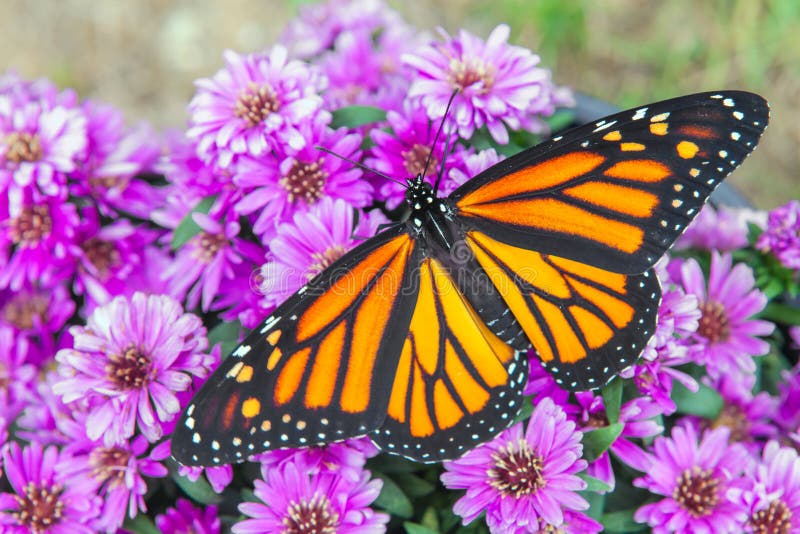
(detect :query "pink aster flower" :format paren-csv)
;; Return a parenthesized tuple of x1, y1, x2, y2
(319, 25, 418, 111)
(757, 199, 800, 270)
(697, 374, 777, 451)
(366, 100, 471, 209)
(188, 46, 326, 169)
(255, 436, 379, 482)
(162, 209, 264, 311)
(680, 252, 774, 379)
(0, 188, 80, 290)
(0, 325, 36, 420)
(574, 392, 663, 490)
(676, 204, 765, 251)
(621, 259, 700, 413)
(728, 440, 800, 533)
(523, 356, 578, 417)
(233, 112, 372, 240)
(233, 458, 388, 534)
(53, 292, 215, 445)
(58, 432, 169, 532)
(70, 206, 160, 310)
(156, 498, 220, 534)
(0, 281, 75, 365)
(70, 101, 161, 218)
(441, 397, 589, 531)
(210, 263, 272, 329)
(634, 425, 749, 533)
(445, 146, 504, 193)
(258, 197, 386, 308)
(404, 24, 560, 143)
(776, 367, 800, 443)
(0, 97, 87, 197)
(279, 0, 402, 59)
(0, 441, 100, 533)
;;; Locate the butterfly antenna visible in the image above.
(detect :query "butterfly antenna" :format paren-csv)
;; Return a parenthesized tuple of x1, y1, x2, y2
(433, 127, 454, 195)
(315, 146, 405, 186)
(421, 89, 458, 181)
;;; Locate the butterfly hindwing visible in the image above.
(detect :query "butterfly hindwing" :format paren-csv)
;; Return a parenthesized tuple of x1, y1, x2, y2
(369, 257, 528, 462)
(465, 230, 660, 390)
(452, 91, 769, 274)
(172, 227, 421, 466)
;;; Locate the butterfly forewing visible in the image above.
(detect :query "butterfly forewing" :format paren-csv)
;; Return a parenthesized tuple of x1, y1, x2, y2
(172, 227, 420, 466)
(452, 91, 769, 274)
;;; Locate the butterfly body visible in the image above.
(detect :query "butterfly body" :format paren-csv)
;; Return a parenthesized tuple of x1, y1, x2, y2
(172, 91, 769, 466)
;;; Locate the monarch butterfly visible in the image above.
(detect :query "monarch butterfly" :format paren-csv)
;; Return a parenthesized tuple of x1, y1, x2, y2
(171, 91, 768, 466)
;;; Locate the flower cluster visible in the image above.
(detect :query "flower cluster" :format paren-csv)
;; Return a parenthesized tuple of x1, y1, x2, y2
(1, 1, 797, 533)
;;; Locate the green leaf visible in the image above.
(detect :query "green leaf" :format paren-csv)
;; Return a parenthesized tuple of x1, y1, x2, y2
(367, 454, 426, 474)
(404, 522, 439, 534)
(601, 377, 623, 424)
(123, 514, 161, 534)
(208, 320, 242, 347)
(394, 473, 436, 498)
(513, 397, 534, 424)
(601, 509, 649, 532)
(578, 472, 613, 493)
(762, 301, 800, 325)
(582, 422, 624, 462)
(171, 195, 217, 250)
(331, 105, 387, 128)
(373, 473, 413, 518)
(172, 470, 223, 505)
(672, 379, 723, 418)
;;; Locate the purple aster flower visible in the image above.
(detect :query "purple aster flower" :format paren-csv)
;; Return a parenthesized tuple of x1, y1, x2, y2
(441, 397, 589, 531)
(319, 25, 418, 111)
(728, 440, 800, 533)
(70, 206, 160, 310)
(757, 199, 800, 270)
(575, 392, 663, 490)
(621, 259, 700, 413)
(0, 96, 87, 197)
(677, 204, 765, 252)
(70, 101, 161, 218)
(0, 70, 78, 109)
(776, 367, 800, 443)
(210, 263, 272, 329)
(58, 432, 168, 532)
(366, 100, 471, 209)
(523, 356, 575, 412)
(634, 425, 749, 533)
(279, 0, 401, 59)
(696, 374, 777, 451)
(0, 281, 75, 366)
(256, 436, 379, 482)
(404, 24, 560, 143)
(680, 252, 774, 379)
(156, 498, 220, 534)
(162, 208, 264, 311)
(188, 46, 326, 169)
(53, 292, 214, 444)
(233, 458, 388, 534)
(0, 188, 80, 290)
(15, 370, 79, 446)
(0, 441, 100, 533)
(530, 510, 603, 534)
(233, 112, 372, 240)
(0, 325, 36, 420)
(258, 197, 386, 308)
(445, 146, 504, 193)
(156, 131, 232, 203)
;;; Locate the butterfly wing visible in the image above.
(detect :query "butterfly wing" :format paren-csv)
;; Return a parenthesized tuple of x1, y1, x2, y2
(465, 230, 660, 390)
(452, 91, 769, 274)
(369, 257, 528, 462)
(171, 226, 421, 466)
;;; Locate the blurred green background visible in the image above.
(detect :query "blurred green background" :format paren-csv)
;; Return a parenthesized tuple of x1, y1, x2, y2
(2, 0, 797, 207)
